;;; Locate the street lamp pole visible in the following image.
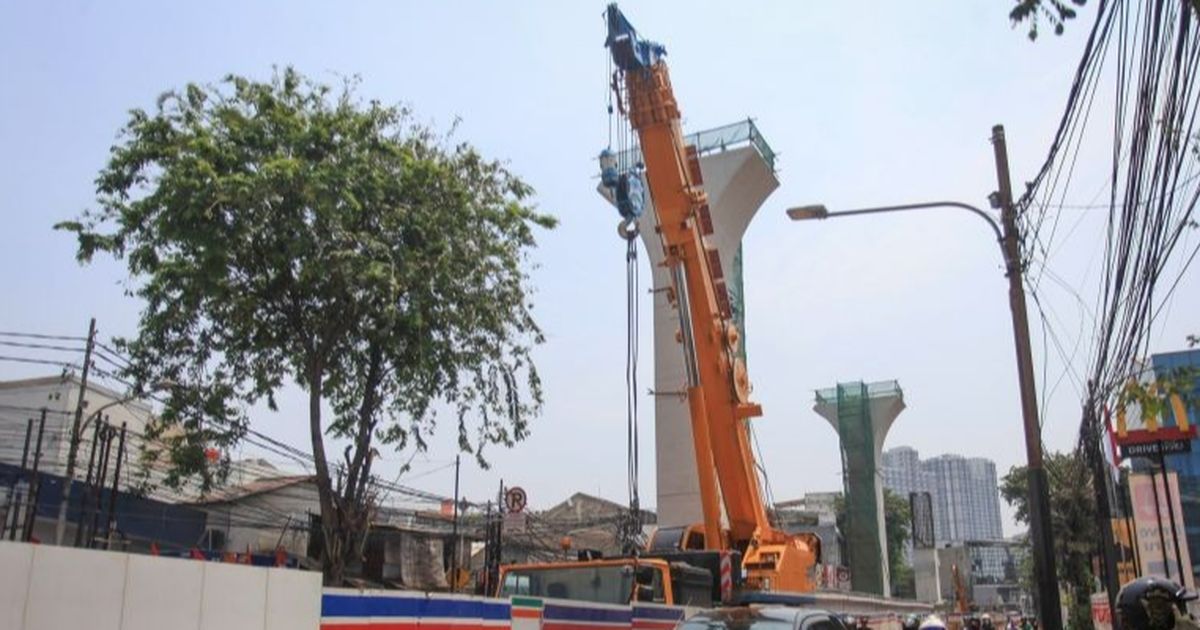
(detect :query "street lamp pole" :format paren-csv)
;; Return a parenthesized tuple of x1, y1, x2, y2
(787, 125, 1062, 630)
(54, 318, 95, 545)
(58, 394, 138, 547)
(54, 381, 175, 547)
(991, 126, 1063, 630)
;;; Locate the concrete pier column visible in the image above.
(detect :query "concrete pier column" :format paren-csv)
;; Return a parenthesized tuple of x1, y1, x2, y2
(814, 380, 905, 596)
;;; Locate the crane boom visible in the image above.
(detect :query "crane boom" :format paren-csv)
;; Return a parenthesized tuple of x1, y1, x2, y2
(603, 4, 816, 592)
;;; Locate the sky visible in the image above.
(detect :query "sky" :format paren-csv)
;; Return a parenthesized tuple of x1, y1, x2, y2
(1, 2, 1196, 538)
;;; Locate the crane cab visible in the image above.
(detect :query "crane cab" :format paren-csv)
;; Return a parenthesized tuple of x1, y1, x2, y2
(647, 525, 709, 552)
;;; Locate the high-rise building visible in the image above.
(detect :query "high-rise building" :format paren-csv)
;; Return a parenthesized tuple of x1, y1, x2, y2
(882, 447, 1004, 544)
(883, 446, 931, 504)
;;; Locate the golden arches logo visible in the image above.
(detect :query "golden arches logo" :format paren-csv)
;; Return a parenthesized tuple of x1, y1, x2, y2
(1116, 392, 1190, 437)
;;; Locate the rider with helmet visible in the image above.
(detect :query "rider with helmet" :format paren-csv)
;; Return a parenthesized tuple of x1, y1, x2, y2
(1117, 576, 1200, 630)
(919, 616, 947, 630)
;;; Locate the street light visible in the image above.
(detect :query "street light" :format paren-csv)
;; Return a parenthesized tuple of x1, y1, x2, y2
(787, 201, 1003, 244)
(786, 205, 830, 221)
(54, 380, 176, 546)
(786, 125, 1063, 630)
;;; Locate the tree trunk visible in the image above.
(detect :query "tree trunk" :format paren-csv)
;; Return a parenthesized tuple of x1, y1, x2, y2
(306, 361, 343, 586)
(308, 349, 384, 586)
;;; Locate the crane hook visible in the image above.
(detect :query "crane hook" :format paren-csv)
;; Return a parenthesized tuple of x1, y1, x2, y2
(618, 218, 639, 241)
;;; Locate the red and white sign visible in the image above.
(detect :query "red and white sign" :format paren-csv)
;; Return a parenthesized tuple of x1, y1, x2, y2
(1092, 592, 1113, 630)
(1129, 472, 1194, 588)
(505, 487, 528, 513)
(719, 552, 733, 603)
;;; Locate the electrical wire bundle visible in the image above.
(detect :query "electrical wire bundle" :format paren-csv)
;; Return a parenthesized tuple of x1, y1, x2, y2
(0, 328, 467, 537)
(1018, 0, 1200, 457)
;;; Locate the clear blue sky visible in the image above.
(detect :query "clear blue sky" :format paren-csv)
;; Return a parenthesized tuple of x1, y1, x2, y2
(1, 1, 1195, 535)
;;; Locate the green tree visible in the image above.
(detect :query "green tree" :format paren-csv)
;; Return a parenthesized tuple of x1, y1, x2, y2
(835, 489, 914, 597)
(1001, 451, 1097, 630)
(1009, 0, 1088, 41)
(57, 68, 555, 584)
(1115, 362, 1198, 435)
(884, 490, 916, 598)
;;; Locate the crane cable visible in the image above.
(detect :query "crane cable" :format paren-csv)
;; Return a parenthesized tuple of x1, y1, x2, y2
(625, 232, 641, 545)
(608, 42, 643, 552)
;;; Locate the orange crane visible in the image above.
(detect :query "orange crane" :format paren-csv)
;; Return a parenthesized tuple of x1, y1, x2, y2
(952, 564, 970, 614)
(600, 4, 818, 593)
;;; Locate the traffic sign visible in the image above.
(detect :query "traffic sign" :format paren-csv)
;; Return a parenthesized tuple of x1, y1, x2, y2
(1119, 438, 1192, 458)
(503, 512, 527, 534)
(505, 486, 528, 513)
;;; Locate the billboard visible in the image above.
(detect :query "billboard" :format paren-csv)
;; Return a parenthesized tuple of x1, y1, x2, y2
(1129, 472, 1194, 587)
(1110, 518, 1139, 586)
(811, 564, 852, 591)
(1092, 592, 1113, 630)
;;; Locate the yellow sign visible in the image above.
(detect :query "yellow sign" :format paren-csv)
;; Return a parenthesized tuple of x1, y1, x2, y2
(1110, 518, 1138, 585)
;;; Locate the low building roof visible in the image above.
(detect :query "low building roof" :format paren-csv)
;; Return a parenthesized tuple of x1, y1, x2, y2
(191, 474, 315, 505)
(0, 373, 128, 399)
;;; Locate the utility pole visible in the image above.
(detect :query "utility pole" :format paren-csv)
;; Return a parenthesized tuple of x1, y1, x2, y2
(74, 419, 103, 547)
(992, 125, 1063, 630)
(55, 317, 96, 545)
(6, 418, 33, 540)
(104, 422, 128, 550)
(23, 409, 48, 542)
(483, 480, 504, 596)
(88, 425, 114, 548)
(451, 454, 461, 593)
(1157, 441, 1187, 581)
(1086, 389, 1123, 630)
(1149, 461, 1171, 579)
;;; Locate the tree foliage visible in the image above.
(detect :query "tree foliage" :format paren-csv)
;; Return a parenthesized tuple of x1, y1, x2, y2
(1009, 0, 1088, 41)
(57, 68, 555, 583)
(884, 489, 916, 598)
(1000, 451, 1097, 630)
(1116, 366, 1199, 430)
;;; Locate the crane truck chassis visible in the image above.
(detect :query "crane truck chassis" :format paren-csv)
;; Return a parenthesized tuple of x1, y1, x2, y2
(497, 551, 742, 608)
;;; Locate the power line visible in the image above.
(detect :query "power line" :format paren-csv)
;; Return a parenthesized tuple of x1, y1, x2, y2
(0, 329, 470, 512)
(1017, 0, 1200, 459)
(0, 331, 88, 342)
(0, 355, 84, 369)
(0, 340, 86, 353)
